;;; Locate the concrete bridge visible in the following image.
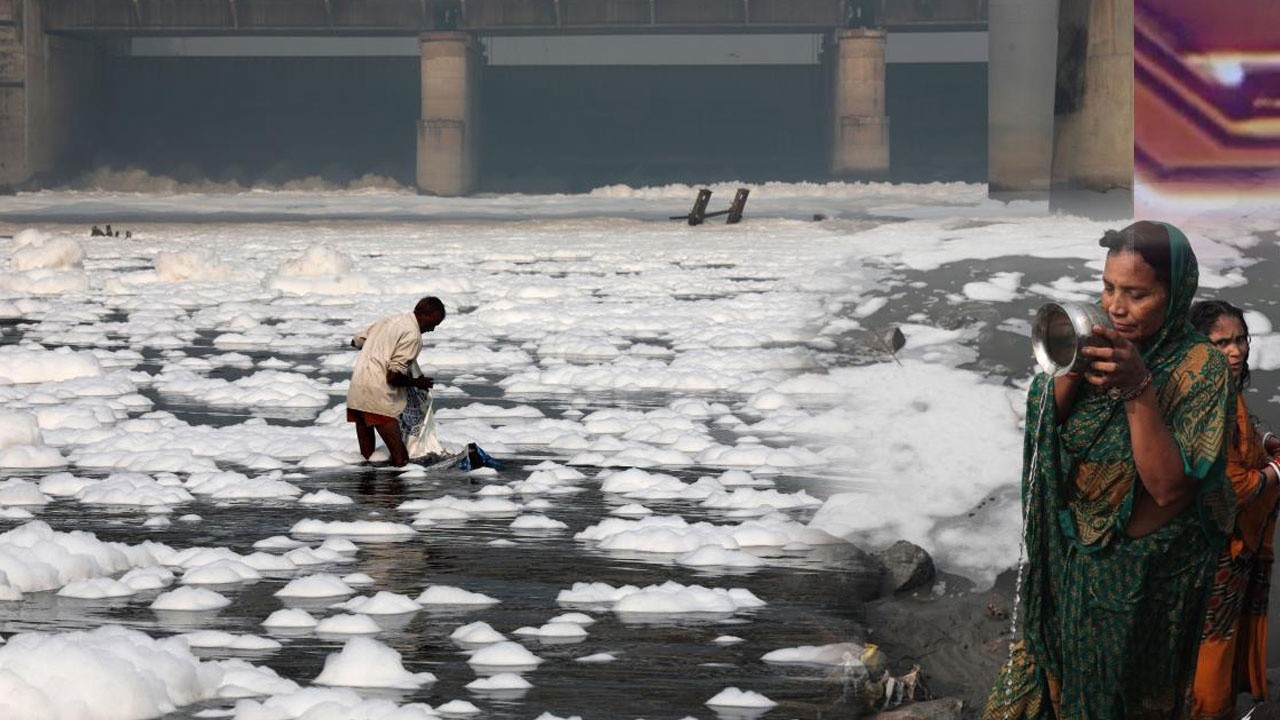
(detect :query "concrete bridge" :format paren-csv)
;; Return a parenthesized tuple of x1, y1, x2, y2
(1, 0, 1127, 200)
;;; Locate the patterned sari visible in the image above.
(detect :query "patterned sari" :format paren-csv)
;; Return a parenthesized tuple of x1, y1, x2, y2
(1192, 393, 1280, 719)
(985, 223, 1234, 720)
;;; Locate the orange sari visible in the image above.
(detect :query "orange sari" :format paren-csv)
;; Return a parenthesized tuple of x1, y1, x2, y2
(1193, 393, 1279, 719)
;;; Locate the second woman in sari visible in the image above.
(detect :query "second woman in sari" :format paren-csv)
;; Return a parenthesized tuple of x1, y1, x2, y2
(1190, 300, 1280, 719)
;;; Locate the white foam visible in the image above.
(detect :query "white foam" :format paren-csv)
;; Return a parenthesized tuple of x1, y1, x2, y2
(0, 625, 296, 717)
(314, 614, 381, 635)
(416, 585, 500, 606)
(762, 642, 873, 666)
(261, 608, 318, 629)
(450, 621, 507, 644)
(228, 687, 438, 720)
(466, 641, 543, 668)
(180, 631, 281, 652)
(313, 637, 436, 689)
(510, 514, 569, 531)
(150, 586, 232, 611)
(290, 519, 417, 540)
(331, 591, 421, 615)
(467, 672, 533, 691)
(513, 622, 588, 639)
(274, 574, 355, 599)
(0, 521, 170, 597)
(706, 687, 777, 709)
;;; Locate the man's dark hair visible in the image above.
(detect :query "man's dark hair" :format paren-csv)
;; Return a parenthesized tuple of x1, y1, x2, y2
(1098, 220, 1172, 288)
(415, 296, 446, 318)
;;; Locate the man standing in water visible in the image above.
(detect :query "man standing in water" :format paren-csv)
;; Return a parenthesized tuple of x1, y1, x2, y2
(347, 296, 446, 467)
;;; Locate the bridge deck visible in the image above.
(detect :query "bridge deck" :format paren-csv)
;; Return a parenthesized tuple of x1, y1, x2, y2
(40, 0, 985, 35)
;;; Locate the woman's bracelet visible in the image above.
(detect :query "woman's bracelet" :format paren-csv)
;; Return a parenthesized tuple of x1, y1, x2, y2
(1110, 372, 1152, 403)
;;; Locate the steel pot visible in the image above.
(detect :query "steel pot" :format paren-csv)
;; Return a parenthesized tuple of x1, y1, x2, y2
(1031, 301, 1113, 377)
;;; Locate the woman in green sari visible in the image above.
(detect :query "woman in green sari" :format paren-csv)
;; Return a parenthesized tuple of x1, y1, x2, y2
(985, 221, 1234, 720)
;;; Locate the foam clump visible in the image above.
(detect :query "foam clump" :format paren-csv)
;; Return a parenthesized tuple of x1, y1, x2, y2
(466, 641, 543, 668)
(150, 586, 231, 611)
(513, 622, 588, 639)
(313, 636, 436, 689)
(450, 621, 507, 644)
(706, 687, 777, 708)
(181, 559, 262, 585)
(0, 346, 103, 384)
(0, 625, 296, 717)
(0, 520, 171, 596)
(613, 581, 765, 614)
(675, 545, 765, 568)
(262, 608, 318, 629)
(557, 580, 763, 615)
(180, 631, 281, 652)
(77, 473, 195, 506)
(274, 245, 353, 277)
(230, 686, 439, 720)
(2, 231, 89, 294)
(266, 246, 368, 295)
(0, 444, 67, 470)
(332, 590, 421, 615)
(510, 514, 569, 531)
(154, 249, 236, 282)
(466, 672, 532, 691)
(0, 479, 50, 506)
(416, 585, 500, 606)
(0, 411, 43, 451)
(290, 518, 416, 540)
(762, 642, 875, 666)
(299, 489, 353, 505)
(274, 574, 355, 599)
(436, 699, 481, 715)
(315, 614, 381, 635)
(57, 577, 136, 599)
(11, 234, 85, 271)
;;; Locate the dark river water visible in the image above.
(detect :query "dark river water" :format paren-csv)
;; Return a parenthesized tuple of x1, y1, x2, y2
(1, 220, 1278, 719)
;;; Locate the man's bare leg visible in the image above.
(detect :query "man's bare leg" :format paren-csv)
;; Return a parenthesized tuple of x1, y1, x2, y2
(354, 416, 377, 460)
(374, 422, 410, 467)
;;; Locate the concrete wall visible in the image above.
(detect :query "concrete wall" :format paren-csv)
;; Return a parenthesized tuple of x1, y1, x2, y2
(0, 0, 36, 189)
(987, 0, 1058, 195)
(417, 32, 482, 196)
(0, 0, 99, 191)
(1050, 0, 1132, 192)
(827, 28, 890, 178)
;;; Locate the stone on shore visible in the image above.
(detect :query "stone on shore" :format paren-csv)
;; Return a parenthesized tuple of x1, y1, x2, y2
(876, 540, 936, 594)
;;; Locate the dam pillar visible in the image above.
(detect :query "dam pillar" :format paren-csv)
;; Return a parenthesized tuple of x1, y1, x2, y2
(1049, 0, 1133, 215)
(1, 0, 98, 192)
(828, 28, 890, 179)
(987, 0, 1059, 197)
(417, 31, 482, 196)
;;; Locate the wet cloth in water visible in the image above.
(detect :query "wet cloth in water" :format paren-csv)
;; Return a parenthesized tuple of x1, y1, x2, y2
(400, 386, 447, 459)
(984, 223, 1234, 720)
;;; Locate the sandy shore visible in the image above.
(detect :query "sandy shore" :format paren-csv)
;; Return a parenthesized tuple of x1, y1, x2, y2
(861, 568, 1017, 717)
